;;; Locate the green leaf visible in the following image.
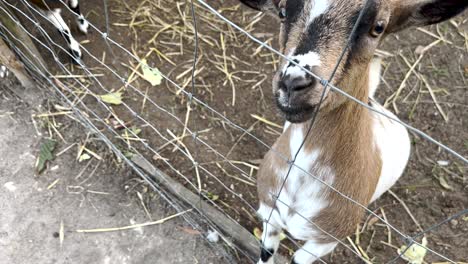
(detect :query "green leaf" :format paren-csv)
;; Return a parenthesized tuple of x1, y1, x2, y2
(36, 139, 57, 174)
(205, 191, 219, 201)
(141, 59, 162, 86)
(99, 91, 123, 105)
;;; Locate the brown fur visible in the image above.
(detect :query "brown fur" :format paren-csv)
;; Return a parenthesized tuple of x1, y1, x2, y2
(258, 58, 381, 243)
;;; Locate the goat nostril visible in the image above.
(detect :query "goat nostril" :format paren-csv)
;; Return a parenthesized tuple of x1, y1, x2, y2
(281, 76, 315, 92)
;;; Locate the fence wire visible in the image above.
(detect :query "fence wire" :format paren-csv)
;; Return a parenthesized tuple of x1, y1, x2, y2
(1, 0, 466, 263)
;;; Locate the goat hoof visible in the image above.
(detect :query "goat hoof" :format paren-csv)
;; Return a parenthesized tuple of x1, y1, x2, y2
(260, 247, 274, 263)
(70, 50, 83, 65)
(77, 18, 89, 34)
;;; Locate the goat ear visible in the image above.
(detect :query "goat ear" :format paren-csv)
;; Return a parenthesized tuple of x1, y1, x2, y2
(239, 0, 278, 11)
(387, 0, 468, 33)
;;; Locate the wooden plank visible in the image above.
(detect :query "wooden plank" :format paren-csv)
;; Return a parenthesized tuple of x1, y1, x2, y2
(0, 1, 47, 77)
(0, 38, 35, 90)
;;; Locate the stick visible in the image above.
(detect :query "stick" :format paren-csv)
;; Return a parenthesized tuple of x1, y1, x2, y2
(76, 210, 191, 233)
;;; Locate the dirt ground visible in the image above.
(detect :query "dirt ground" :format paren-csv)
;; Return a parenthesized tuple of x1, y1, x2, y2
(3, 0, 467, 263)
(0, 73, 229, 263)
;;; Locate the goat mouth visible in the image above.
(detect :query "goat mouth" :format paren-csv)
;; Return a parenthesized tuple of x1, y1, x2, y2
(276, 102, 317, 123)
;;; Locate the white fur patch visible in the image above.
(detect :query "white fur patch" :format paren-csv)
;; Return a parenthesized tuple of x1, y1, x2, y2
(308, 0, 329, 23)
(258, 125, 334, 241)
(368, 58, 382, 98)
(77, 15, 89, 34)
(370, 105, 410, 202)
(69, 38, 81, 55)
(283, 121, 291, 132)
(46, 9, 68, 32)
(46, 10, 82, 58)
(282, 51, 321, 80)
(293, 240, 337, 264)
(69, 0, 79, 8)
(366, 60, 410, 202)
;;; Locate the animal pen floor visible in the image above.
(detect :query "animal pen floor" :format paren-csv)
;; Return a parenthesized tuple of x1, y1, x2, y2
(0, 73, 228, 263)
(3, 0, 468, 263)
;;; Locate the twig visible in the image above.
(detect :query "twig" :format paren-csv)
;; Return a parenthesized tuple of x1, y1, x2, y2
(76, 209, 192, 233)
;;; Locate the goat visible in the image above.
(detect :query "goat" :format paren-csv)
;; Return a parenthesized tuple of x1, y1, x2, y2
(28, 0, 89, 64)
(238, 0, 467, 263)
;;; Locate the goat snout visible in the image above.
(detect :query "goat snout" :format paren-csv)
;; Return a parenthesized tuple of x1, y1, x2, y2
(279, 74, 315, 93)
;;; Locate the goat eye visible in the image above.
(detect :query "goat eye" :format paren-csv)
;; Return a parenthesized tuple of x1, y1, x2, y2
(279, 8, 287, 20)
(371, 21, 386, 37)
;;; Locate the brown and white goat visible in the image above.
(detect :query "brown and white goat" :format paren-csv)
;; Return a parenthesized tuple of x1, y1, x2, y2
(28, 0, 89, 63)
(238, 0, 467, 263)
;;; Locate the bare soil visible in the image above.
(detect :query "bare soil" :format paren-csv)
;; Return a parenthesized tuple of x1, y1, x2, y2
(5, 0, 467, 263)
(0, 72, 228, 263)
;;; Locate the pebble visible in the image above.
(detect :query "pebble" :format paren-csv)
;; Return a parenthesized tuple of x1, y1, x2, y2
(450, 219, 458, 228)
(206, 230, 219, 243)
(0, 65, 8, 78)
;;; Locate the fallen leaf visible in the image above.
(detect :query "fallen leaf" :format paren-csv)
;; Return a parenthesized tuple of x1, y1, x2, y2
(279, 232, 286, 241)
(367, 216, 379, 229)
(253, 227, 262, 240)
(36, 139, 57, 174)
(78, 153, 91, 162)
(414, 45, 425, 55)
(253, 227, 286, 241)
(397, 237, 428, 264)
(141, 59, 162, 86)
(123, 151, 135, 159)
(438, 175, 453, 190)
(205, 191, 219, 201)
(99, 91, 123, 105)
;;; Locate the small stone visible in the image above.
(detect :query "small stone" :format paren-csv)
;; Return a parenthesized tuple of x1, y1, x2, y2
(437, 160, 449, 166)
(450, 219, 458, 228)
(206, 230, 219, 243)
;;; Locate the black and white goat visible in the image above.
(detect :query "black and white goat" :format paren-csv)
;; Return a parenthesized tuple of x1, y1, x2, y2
(29, 0, 89, 63)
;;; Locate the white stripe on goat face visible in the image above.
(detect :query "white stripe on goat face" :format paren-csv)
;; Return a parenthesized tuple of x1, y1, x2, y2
(282, 51, 321, 80)
(281, 0, 329, 80)
(308, 0, 329, 23)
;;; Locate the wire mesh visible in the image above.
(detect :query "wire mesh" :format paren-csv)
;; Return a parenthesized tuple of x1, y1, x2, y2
(1, 0, 466, 263)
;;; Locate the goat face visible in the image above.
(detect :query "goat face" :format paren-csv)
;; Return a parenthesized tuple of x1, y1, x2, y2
(240, 0, 467, 123)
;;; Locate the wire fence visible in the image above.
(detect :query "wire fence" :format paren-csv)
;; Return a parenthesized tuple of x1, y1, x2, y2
(1, 0, 467, 263)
